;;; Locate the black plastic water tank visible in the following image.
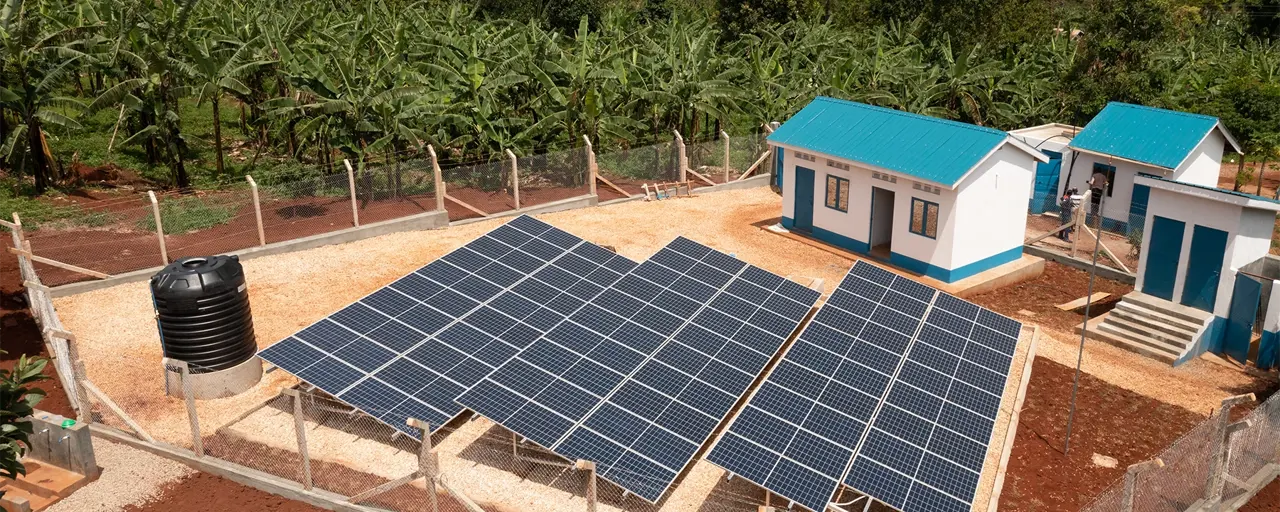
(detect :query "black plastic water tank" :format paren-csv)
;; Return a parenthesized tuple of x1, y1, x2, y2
(150, 255, 256, 373)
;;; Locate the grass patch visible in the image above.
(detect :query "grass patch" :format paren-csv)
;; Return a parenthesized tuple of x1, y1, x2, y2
(136, 196, 235, 234)
(0, 182, 119, 231)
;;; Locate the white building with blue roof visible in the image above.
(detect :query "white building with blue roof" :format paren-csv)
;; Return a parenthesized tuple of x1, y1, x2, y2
(1062, 102, 1243, 233)
(772, 97, 1048, 283)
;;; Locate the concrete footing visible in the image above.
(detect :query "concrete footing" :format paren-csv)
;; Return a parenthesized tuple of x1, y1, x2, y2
(165, 356, 263, 400)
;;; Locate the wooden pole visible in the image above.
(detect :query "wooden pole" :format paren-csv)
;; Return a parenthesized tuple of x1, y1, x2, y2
(1121, 458, 1165, 512)
(169, 359, 204, 457)
(722, 130, 731, 182)
(428, 145, 446, 212)
(284, 389, 313, 490)
(106, 104, 125, 159)
(7, 247, 110, 279)
(506, 149, 520, 210)
(11, 212, 23, 242)
(575, 460, 597, 512)
(246, 175, 265, 246)
(673, 130, 687, 183)
(148, 191, 168, 264)
(344, 159, 359, 227)
(738, 150, 772, 181)
(582, 135, 597, 197)
(81, 380, 155, 443)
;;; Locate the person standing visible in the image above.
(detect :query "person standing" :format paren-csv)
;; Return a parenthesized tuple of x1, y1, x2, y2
(1059, 188, 1079, 242)
(1088, 168, 1108, 218)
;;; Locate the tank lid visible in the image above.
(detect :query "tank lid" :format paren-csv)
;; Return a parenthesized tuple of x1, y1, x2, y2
(151, 255, 244, 296)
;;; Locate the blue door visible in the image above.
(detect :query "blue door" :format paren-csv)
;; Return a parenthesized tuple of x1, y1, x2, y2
(773, 148, 785, 189)
(793, 166, 815, 233)
(1180, 225, 1228, 312)
(1142, 216, 1185, 301)
(1223, 273, 1262, 364)
(1030, 150, 1062, 214)
(1128, 173, 1154, 236)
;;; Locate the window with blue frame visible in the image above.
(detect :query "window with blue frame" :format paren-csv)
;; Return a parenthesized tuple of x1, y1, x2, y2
(910, 198, 939, 239)
(825, 175, 849, 212)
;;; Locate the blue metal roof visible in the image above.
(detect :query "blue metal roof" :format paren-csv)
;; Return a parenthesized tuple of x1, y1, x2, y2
(1143, 175, 1280, 206)
(1068, 102, 1230, 170)
(767, 97, 1013, 187)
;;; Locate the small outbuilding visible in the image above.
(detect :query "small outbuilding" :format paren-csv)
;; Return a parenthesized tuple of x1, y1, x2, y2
(771, 97, 1048, 283)
(1063, 102, 1242, 233)
(1090, 176, 1280, 365)
(1008, 123, 1081, 214)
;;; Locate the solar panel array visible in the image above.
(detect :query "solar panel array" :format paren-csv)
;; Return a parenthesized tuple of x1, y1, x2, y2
(458, 237, 821, 502)
(706, 261, 1023, 512)
(259, 216, 637, 435)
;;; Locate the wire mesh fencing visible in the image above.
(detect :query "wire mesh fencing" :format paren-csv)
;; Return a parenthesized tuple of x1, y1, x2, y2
(515, 147, 592, 205)
(596, 141, 678, 194)
(1081, 393, 1280, 512)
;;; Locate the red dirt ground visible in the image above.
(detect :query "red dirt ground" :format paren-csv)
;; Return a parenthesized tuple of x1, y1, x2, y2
(0, 250, 74, 418)
(1240, 477, 1280, 512)
(122, 472, 324, 512)
(969, 261, 1133, 332)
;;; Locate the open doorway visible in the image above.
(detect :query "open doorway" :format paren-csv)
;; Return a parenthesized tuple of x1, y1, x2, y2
(869, 187, 895, 259)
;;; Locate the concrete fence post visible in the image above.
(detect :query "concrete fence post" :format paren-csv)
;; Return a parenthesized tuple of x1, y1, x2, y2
(722, 130, 731, 182)
(408, 418, 439, 512)
(285, 389, 313, 490)
(246, 175, 265, 246)
(673, 130, 687, 183)
(344, 159, 359, 227)
(506, 149, 520, 210)
(575, 460, 597, 512)
(582, 135, 597, 196)
(1120, 458, 1164, 511)
(1205, 394, 1256, 510)
(168, 359, 203, 457)
(428, 145, 446, 212)
(147, 191, 168, 264)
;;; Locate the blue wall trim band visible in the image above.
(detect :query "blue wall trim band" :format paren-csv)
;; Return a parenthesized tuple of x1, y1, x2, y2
(1177, 316, 1226, 366)
(811, 226, 871, 254)
(888, 246, 1023, 283)
(781, 216, 795, 230)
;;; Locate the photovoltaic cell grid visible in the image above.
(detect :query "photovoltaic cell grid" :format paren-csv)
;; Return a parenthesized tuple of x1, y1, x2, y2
(258, 215, 637, 435)
(458, 237, 820, 503)
(706, 261, 1023, 512)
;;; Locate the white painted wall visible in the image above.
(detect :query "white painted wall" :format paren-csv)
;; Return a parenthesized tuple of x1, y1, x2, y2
(952, 146, 1038, 268)
(1063, 132, 1228, 224)
(1135, 186, 1277, 317)
(1171, 131, 1227, 187)
(775, 141, 1034, 273)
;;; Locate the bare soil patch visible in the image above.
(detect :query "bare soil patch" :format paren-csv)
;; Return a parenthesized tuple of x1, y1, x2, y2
(122, 472, 325, 512)
(997, 357, 1207, 511)
(968, 261, 1133, 332)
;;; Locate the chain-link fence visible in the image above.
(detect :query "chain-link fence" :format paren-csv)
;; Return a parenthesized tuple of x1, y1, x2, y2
(596, 140, 678, 197)
(1082, 392, 1280, 512)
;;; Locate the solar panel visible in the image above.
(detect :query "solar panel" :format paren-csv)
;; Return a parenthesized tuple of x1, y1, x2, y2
(259, 215, 638, 435)
(706, 261, 1023, 512)
(458, 237, 820, 502)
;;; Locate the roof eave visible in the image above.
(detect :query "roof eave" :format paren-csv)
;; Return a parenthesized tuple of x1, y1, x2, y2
(1065, 145, 1174, 171)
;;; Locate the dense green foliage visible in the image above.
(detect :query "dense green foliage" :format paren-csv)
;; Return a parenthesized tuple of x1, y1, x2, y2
(0, 0, 1278, 194)
(0, 353, 49, 487)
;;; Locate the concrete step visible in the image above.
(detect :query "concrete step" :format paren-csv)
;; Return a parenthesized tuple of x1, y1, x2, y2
(1122, 292, 1213, 325)
(1113, 301, 1205, 337)
(1100, 316, 1192, 353)
(1108, 308, 1198, 345)
(1085, 323, 1179, 364)
(9, 462, 88, 499)
(1097, 320, 1185, 359)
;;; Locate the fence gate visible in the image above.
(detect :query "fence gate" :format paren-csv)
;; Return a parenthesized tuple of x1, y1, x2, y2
(1223, 273, 1263, 364)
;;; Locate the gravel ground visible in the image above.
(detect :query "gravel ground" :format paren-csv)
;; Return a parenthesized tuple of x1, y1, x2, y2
(46, 439, 194, 512)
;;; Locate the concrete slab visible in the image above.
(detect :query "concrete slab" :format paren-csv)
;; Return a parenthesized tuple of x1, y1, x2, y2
(763, 224, 1045, 297)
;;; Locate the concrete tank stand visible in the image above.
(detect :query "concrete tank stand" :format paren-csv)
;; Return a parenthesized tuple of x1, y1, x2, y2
(163, 357, 263, 400)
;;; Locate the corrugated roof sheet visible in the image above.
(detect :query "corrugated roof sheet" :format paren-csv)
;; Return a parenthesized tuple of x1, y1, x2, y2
(767, 97, 1010, 187)
(1144, 175, 1280, 206)
(1068, 102, 1220, 169)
